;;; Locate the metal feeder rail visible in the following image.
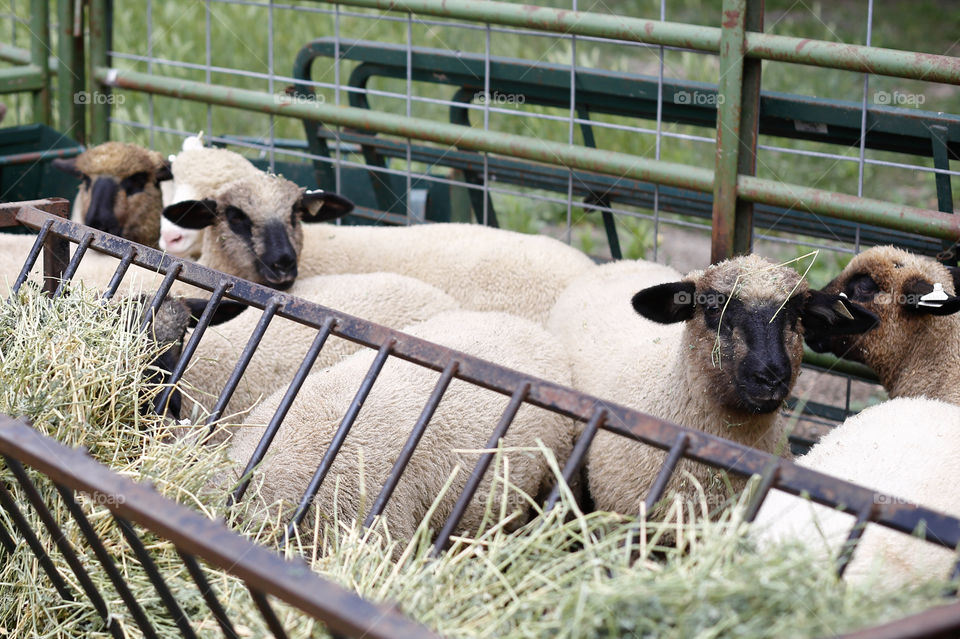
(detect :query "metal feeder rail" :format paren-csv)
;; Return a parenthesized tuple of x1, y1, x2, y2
(2, 198, 960, 636)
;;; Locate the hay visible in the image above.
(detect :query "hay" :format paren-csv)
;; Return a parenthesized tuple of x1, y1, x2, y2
(0, 281, 954, 638)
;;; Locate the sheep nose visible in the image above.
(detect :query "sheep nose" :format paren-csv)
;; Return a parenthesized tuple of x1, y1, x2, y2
(749, 364, 790, 393)
(269, 253, 297, 277)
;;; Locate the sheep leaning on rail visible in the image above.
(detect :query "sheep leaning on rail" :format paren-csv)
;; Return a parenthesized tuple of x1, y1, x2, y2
(179, 272, 460, 423)
(751, 397, 960, 588)
(227, 309, 575, 544)
(546, 256, 879, 517)
(805, 245, 960, 405)
(159, 135, 260, 259)
(52, 142, 172, 247)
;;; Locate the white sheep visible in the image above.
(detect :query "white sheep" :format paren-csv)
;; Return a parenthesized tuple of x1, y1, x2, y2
(227, 309, 576, 543)
(752, 396, 960, 588)
(289, 222, 598, 325)
(805, 245, 960, 405)
(545, 256, 877, 517)
(180, 271, 460, 421)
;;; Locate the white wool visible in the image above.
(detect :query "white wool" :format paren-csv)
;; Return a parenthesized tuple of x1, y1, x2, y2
(297, 222, 596, 325)
(227, 310, 576, 543)
(181, 272, 460, 422)
(752, 397, 960, 588)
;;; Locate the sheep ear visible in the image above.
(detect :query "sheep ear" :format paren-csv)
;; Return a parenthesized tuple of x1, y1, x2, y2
(52, 157, 81, 177)
(900, 277, 960, 316)
(802, 291, 878, 335)
(162, 199, 219, 229)
(298, 189, 355, 223)
(155, 160, 173, 183)
(181, 298, 249, 327)
(631, 281, 696, 324)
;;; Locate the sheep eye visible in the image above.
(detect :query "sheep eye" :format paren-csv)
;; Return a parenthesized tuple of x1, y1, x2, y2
(845, 273, 879, 302)
(120, 172, 150, 196)
(224, 205, 253, 237)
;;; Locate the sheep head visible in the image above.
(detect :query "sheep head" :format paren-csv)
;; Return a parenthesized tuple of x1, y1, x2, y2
(806, 245, 959, 378)
(53, 142, 172, 248)
(161, 174, 354, 289)
(632, 254, 875, 416)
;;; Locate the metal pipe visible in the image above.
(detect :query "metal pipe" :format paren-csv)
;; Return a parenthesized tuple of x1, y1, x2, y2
(29, 0, 50, 124)
(310, 0, 960, 85)
(89, 0, 109, 143)
(97, 67, 960, 242)
(0, 65, 45, 93)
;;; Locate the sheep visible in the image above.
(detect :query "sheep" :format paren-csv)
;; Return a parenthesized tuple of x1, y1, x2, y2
(805, 245, 960, 404)
(751, 396, 960, 588)
(179, 271, 460, 421)
(226, 309, 575, 544)
(545, 256, 879, 517)
(159, 135, 259, 259)
(52, 142, 172, 248)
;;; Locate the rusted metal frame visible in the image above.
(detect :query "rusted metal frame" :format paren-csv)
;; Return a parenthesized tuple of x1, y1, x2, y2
(311, 0, 960, 85)
(836, 503, 874, 578)
(10, 220, 52, 296)
(711, 0, 747, 263)
(177, 549, 242, 639)
(248, 588, 291, 639)
(0, 416, 443, 639)
(11, 206, 960, 551)
(95, 69, 960, 243)
(544, 406, 606, 512)
(432, 382, 530, 555)
(111, 513, 198, 639)
(0, 516, 15, 554)
(206, 298, 283, 432)
(102, 244, 139, 300)
(836, 600, 960, 639)
(733, 0, 763, 255)
(155, 279, 233, 417)
(52, 230, 95, 298)
(0, 480, 78, 604)
(139, 263, 184, 333)
(931, 125, 957, 265)
(642, 432, 690, 514)
(0, 198, 66, 227)
(364, 359, 460, 528)
(230, 316, 338, 505)
(0, 65, 46, 93)
(41, 477, 162, 639)
(742, 462, 779, 523)
(284, 340, 396, 541)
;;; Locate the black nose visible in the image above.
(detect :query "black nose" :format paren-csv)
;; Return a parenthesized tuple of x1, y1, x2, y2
(266, 253, 297, 280)
(748, 362, 791, 393)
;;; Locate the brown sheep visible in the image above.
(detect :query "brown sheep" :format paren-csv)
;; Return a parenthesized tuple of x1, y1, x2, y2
(53, 142, 173, 248)
(806, 245, 960, 404)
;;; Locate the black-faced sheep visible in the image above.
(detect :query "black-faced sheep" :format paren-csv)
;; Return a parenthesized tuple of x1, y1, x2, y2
(52, 142, 172, 248)
(227, 310, 575, 544)
(546, 256, 877, 516)
(752, 396, 960, 588)
(805, 245, 960, 404)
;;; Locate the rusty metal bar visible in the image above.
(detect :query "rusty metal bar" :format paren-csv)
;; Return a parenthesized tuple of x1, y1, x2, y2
(0, 416, 442, 639)
(249, 588, 290, 639)
(112, 514, 198, 639)
(0, 517, 15, 555)
(154, 280, 232, 416)
(365, 359, 459, 528)
(733, 0, 763, 255)
(95, 68, 960, 243)
(743, 463, 779, 523)
(284, 339, 396, 540)
(432, 382, 530, 555)
(710, 0, 747, 263)
(0, 481, 77, 604)
(10, 222, 50, 296)
(178, 550, 241, 639)
(642, 432, 690, 514)
(544, 407, 606, 512)
(231, 316, 337, 505)
(102, 244, 139, 300)
(206, 298, 283, 432)
(836, 503, 874, 578)
(140, 264, 184, 332)
(52, 231, 94, 298)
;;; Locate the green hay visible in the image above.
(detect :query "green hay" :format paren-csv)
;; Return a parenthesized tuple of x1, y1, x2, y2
(0, 282, 954, 638)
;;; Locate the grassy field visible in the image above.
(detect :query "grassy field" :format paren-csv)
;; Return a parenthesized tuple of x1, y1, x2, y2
(1, 0, 958, 263)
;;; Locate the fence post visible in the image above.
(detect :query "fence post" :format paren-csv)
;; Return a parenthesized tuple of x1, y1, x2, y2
(89, 0, 110, 144)
(711, 0, 762, 263)
(57, 0, 86, 143)
(29, 0, 51, 125)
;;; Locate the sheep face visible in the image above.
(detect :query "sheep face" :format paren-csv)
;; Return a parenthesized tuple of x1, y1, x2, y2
(806, 246, 959, 370)
(53, 142, 172, 247)
(161, 177, 354, 289)
(633, 255, 875, 415)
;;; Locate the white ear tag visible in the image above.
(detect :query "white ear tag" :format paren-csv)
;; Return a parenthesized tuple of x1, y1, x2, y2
(918, 282, 949, 307)
(839, 292, 849, 299)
